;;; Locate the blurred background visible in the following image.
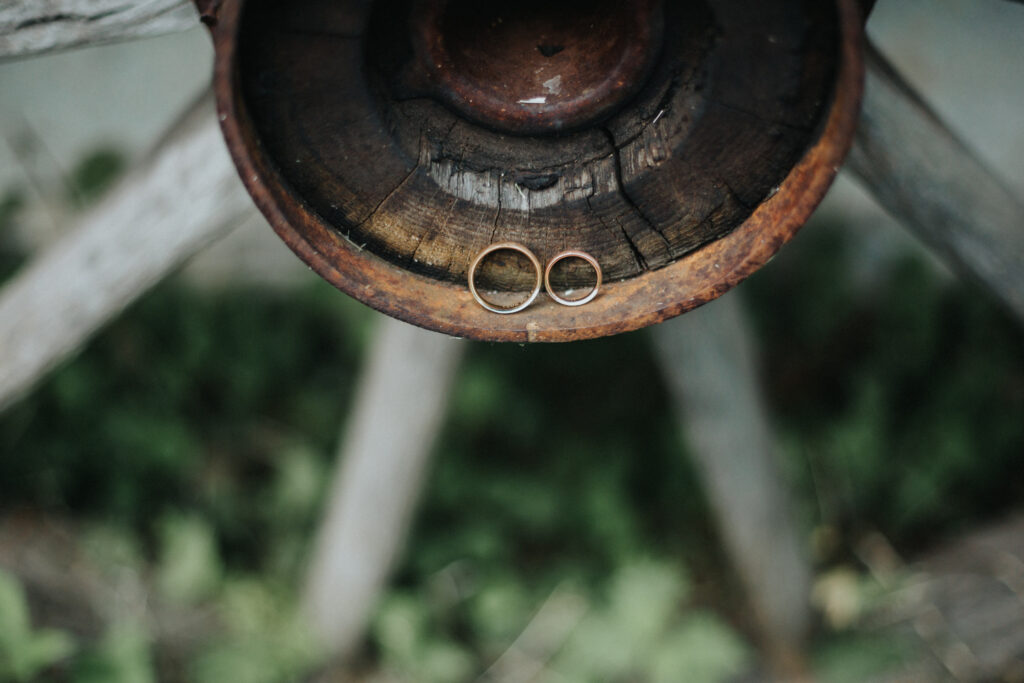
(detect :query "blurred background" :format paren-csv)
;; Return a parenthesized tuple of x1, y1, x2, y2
(1, 0, 1022, 681)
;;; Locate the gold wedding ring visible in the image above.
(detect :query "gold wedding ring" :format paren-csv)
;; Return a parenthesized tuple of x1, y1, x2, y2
(544, 250, 602, 307)
(468, 242, 543, 314)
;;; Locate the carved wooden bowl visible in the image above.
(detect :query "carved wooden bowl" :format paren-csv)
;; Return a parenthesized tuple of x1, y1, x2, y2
(208, 0, 863, 341)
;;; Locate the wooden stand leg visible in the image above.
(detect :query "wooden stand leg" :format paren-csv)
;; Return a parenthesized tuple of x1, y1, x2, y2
(650, 295, 812, 680)
(0, 91, 254, 412)
(0, 1, 198, 59)
(302, 315, 465, 658)
(849, 42, 1024, 324)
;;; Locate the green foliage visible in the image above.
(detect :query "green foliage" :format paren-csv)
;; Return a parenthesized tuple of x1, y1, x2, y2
(71, 624, 154, 683)
(551, 562, 749, 683)
(191, 579, 322, 683)
(647, 614, 750, 683)
(0, 570, 158, 683)
(746, 224, 1024, 547)
(374, 593, 476, 683)
(373, 561, 749, 683)
(0, 571, 75, 682)
(0, 189, 26, 281)
(156, 514, 224, 605)
(67, 149, 126, 206)
(0, 278, 370, 555)
(413, 331, 710, 580)
(813, 633, 917, 683)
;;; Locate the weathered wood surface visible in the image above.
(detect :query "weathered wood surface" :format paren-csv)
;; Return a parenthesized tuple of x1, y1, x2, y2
(651, 296, 812, 681)
(865, 514, 1024, 682)
(240, 0, 840, 287)
(302, 315, 465, 657)
(0, 91, 254, 412)
(848, 43, 1024, 324)
(0, 0, 198, 60)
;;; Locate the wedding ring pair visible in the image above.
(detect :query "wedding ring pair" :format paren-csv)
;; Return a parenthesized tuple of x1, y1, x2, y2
(468, 242, 603, 314)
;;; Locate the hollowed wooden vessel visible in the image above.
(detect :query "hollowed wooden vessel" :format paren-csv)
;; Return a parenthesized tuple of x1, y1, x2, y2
(204, 0, 864, 341)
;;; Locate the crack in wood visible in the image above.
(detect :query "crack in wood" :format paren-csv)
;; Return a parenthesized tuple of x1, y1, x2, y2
(13, 9, 122, 30)
(356, 158, 420, 229)
(601, 127, 673, 255)
(410, 195, 458, 271)
(586, 196, 644, 274)
(235, 0, 843, 292)
(488, 173, 503, 244)
(720, 178, 755, 212)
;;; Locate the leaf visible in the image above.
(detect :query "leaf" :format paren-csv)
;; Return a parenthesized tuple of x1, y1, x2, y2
(73, 624, 154, 683)
(553, 611, 635, 678)
(0, 570, 32, 655)
(607, 561, 689, 645)
(468, 575, 532, 645)
(418, 640, 475, 683)
(813, 633, 916, 683)
(268, 446, 327, 523)
(649, 612, 750, 683)
(374, 593, 430, 664)
(23, 630, 76, 678)
(191, 576, 322, 683)
(0, 570, 75, 681)
(155, 514, 223, 605)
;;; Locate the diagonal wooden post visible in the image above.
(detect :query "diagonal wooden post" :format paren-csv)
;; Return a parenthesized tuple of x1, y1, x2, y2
(0, 90, 254, 412)
(651, 295, 812, 680)
(848, 42, 1024, 324)
(302, 315, 466, 658)
(0, 1, 198, 60)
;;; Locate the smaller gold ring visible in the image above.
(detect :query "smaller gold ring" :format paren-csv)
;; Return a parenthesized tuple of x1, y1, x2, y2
(544, 250, 602, 307)
(468, 242, 543, 314)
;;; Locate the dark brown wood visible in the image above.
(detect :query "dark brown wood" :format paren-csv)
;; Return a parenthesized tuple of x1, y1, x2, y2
(194, 0, 223, 25)
(210, 0, 864, 341)
(410, 0, 665, 135)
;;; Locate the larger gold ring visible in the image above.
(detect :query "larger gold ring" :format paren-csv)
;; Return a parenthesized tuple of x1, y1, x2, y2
(544, 250, 602, 306)
(468, 242, 543, 314)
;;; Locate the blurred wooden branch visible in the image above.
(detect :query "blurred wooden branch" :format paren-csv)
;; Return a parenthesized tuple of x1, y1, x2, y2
(862, 515, 1024, 682)
(303, 315, 465, 658)
(0, 90, 254, 412)
(651, 296, 812, 681)
(849, 42, 1024, 324)
(0, 0, 197, 60)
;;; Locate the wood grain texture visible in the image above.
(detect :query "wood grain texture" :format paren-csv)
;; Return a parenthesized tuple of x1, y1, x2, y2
(0, 91, 254, 412)
(848, 43, 1024, 324)
(237, 0, 839, 287)
(212, 0, 862, 341)
(0, 0, 198, 59)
